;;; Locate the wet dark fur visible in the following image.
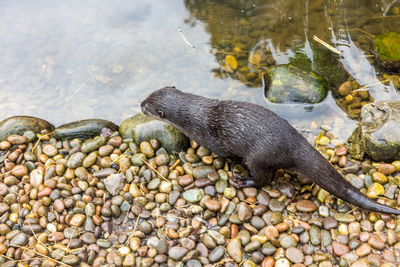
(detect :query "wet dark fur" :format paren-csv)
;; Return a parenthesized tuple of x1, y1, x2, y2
(141, 86, 400, 215)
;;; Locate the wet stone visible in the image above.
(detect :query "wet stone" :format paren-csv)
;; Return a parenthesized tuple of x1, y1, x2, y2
(104, 173, 125, 196)
(268, 198, 285, 212)
(10, 232, 28, 246)
(332, 242, 350, 256)
(237, 202, 252, 221)
(227, 238, 242, 263)
(168, 246, 188, 261)
(182, 188, 204, 203)
(296, 200, 317, 212)
(285, 247, 304, 263)
(208, 246, 225, 263)
(67, 152, 85, 168)
(322, 217, 338, 230)
(280, 235, 298, 249)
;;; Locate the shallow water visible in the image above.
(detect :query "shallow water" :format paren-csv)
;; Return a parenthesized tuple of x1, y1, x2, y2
(0, 0, 399, 139)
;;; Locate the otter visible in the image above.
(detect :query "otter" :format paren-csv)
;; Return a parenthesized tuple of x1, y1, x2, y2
(141, 86, 400, 215)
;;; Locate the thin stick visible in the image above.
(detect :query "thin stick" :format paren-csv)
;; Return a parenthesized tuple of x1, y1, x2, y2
(64, 78, 89, 104)
(125, 214, 141, 246)
(32, 133, 50, 152)
(10, 244, 72, 267)
(178, 26, 195, 48)
(132, 151, 171, 183)
(313, 36, 341, 55)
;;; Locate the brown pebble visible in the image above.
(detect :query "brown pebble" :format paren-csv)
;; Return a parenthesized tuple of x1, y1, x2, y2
(204, 199, 221, 211)
(7, 135, 26, 145)
(368, 234, 385, 250)
(332, 242, 349, 256)
(338, 156, 347, 167)
(295, 200, 317, 212)
(11, 165, 28, 177)
(335, 145, 348, 156)
(109, 136, 122, 147)
(38, 187, 52, 198)
(178, 175, 193, 186)
(167, 228, 178, 239)
(378, 164, 396, 175)
(355, 243, 372, 257)
(275, 222, 289, 232)
(53, 199, 65, 213)
(243, 187, 257, 197)
(0, 141, 11, 150)
(261, 257, 274, 267)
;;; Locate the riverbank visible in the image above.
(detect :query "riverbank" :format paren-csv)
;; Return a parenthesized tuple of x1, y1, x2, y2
(0, 116, 398, 266)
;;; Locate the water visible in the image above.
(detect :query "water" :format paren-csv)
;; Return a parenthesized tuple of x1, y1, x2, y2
(0, 0, 399, 139)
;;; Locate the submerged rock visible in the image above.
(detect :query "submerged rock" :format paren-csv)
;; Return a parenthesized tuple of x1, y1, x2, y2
(52, 119, 118, 140)
(119, 113, 189, 153)
(0, 116, 54, 140)
(348, 101, 400, 161)
(264, 64, 328, 104)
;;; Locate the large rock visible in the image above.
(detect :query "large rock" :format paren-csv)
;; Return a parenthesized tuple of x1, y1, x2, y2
(119, 113, 189, 153)
(52, 119, 118, 141)
(348, 101, 400, 161)
(264, 64, 328, 104)
(0, 116, 54, 140)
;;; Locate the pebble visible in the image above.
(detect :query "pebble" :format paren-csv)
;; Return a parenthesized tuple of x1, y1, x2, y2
(67, 152, 85, 168)
(168, 246, 188, 261)
(366, 183, 384, 199)
(208, 246, 225, 263)
(182, 188, 204, 203)
(285, 247, 304, 263)
(280, 235, 298, 248)
(204, 199, 221, 211)
(368, 234, 385, 250)
(69, 214, 85, 227)
(30, 168, 44, 187)
(237, 202, 252, 221)
(355, 243, 372, 257)
(11, 165, 28, 177)
(10, 233, 28, 246)
(227, 238, 242, 263)
(296, 200, 317, 212)
(332, 242, 349, 256)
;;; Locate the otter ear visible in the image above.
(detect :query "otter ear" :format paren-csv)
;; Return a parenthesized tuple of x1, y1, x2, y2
(158, 110, 165, 118)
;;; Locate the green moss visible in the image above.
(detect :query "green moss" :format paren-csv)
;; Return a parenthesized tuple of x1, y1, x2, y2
(375, 32, 400, 61)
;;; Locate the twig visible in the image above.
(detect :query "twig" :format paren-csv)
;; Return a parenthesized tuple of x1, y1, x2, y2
(132, 151, 171, 184)
(9, 244, 72, 267)
(32, 133, 51, 152)
(178, 26, 195, 48)
(313, 36, 341, 55)
(125, 214, 141, 246)
(64, 78, 89, 104)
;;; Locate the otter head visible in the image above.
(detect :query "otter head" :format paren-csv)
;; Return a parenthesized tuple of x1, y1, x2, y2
(141, 86, 184, 124)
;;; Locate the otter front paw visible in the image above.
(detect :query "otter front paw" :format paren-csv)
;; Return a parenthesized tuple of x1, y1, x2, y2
(233, 173, 256, 188)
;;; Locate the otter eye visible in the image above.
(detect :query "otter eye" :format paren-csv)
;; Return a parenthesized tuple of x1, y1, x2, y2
(158, 111, 165, 118)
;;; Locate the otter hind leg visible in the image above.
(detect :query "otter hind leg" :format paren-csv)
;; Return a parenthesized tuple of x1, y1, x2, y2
(233, 164, 276, 188)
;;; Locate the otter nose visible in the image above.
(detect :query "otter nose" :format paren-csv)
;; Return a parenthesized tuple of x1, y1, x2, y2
(141, 101, 149, 114)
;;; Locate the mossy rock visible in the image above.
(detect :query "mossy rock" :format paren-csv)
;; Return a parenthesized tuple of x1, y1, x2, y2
(375, 32, 400, 62)
(0, 116, 54, 140)
(119, 113, 189, 153)
(52, 119, 118, 141)
(264, 64, 328, 104)
(348, 101, 400, 161)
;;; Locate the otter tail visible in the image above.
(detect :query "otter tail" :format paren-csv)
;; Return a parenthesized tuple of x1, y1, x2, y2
(294, 140, 400, 215)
